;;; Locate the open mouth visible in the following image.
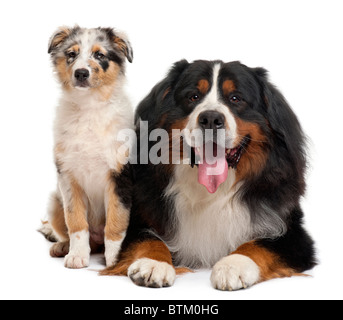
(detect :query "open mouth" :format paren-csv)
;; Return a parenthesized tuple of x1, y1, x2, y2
(225, 136, 249, 169)
(190, 135, 250, 193)
(190, 135, 249, 169)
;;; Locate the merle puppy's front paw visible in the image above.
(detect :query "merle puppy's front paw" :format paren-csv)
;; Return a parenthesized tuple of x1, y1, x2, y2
(64, 253, 90, 269)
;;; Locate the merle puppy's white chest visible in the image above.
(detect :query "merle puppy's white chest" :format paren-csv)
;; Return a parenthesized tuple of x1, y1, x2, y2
(54, 100, 122, 194)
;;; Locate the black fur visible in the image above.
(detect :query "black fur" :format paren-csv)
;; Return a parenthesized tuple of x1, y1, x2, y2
(112, 164, 133, 210)
(98, 59, 110, 72)
(256, 207, 316, 271)
(107, 50, 124, 67)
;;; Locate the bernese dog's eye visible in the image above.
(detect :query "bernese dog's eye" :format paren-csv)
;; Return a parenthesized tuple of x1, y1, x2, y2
(95, 51, 106, 60)
(189, 94, 200, 102)
(230, 95, 242, 103)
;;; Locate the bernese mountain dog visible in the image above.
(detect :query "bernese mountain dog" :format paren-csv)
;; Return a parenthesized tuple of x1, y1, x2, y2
(102, 59, 316, 290)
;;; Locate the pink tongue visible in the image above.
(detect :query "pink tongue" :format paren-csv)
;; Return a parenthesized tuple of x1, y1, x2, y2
(198, 142, 228, 194)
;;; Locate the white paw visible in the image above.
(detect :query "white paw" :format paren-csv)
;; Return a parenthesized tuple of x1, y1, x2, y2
(104, 239, 122, 267)
(128, 258, 176, 288)
(64, 230, 90, 269)
(64, 253, 90, 269)
(211, 254, 260, 291)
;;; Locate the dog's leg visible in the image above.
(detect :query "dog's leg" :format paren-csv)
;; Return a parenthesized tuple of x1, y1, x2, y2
(104, 171, 130, 267)
(211, 210, 316, 290)
(59, 174, 90, 269)
(46, 192, 70, 257)
(101, 239, 177, 288)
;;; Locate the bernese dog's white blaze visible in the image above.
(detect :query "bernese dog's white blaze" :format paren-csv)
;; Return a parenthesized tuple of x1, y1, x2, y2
(41, 26, 134, 269)
(184, 64, 238, 148)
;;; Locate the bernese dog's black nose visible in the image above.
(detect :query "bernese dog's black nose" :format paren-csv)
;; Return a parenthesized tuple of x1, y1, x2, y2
(198, 111, 225, 130)
(75, 69, 90, 82)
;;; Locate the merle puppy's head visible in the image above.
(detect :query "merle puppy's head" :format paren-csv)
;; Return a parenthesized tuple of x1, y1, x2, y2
(136, 60, 307, 195)
(48, 26, 133, 99)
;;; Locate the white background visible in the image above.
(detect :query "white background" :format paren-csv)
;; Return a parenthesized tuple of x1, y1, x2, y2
(0, 0, 342, 300)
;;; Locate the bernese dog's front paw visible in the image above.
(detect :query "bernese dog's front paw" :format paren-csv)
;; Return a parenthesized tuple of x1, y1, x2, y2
(211, 254, 260, 291)
(128, 258, 176, 288)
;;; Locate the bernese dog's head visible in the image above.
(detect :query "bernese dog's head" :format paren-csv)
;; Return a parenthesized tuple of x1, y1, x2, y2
(136, 59, 307, 202)
(48, 26, 133, 99)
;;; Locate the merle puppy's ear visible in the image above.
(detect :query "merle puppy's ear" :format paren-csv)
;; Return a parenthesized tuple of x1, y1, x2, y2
(102, 28, 133, 63)
(48, 26, 80, 55)
(135, 59, 189, 124)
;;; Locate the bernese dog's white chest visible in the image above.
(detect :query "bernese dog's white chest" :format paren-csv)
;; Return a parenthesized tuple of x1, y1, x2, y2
(164, 165, 253, 268)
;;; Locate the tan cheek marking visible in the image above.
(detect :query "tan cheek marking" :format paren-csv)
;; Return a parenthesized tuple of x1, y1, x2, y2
(234, 117, 268, 182)
(88, 59, 100, 73)
(89, 60, 121, 101)
(55, 57, 73, 90)
(232, 241, 297, 282)
(102, 61, 120, 85)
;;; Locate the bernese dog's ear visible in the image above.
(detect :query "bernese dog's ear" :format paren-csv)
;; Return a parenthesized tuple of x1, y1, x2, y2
(135, 59, 189, 125)
(259, 72, 302, 138)
(254, 68, 307, 169)
(252, 67, 268, 78)
(167, 59, 190, 85)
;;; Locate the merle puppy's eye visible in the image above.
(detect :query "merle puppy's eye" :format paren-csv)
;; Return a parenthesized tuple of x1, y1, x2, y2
(230, 95, 242, 103)
(95, 51, 106, 60)
(189, 94, 200, 102)
(66, 51, 77, 59)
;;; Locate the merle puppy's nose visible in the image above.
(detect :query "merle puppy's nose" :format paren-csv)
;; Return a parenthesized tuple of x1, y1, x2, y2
(198, 111, 226, 130)
(74, 69, 90, 82)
